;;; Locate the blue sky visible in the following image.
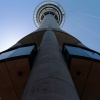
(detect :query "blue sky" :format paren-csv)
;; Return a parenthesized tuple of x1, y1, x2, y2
(0, 0, 100, 52)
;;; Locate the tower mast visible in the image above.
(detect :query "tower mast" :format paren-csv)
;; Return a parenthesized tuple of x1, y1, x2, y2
(21, 1, 79, 100)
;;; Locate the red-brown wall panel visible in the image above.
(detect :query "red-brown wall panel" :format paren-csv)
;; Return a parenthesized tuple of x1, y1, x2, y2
(6, 58, 30, 99)
(81, 62, 100, 100)
(70, 58, 92, 97)
(0, 62, 18, 100)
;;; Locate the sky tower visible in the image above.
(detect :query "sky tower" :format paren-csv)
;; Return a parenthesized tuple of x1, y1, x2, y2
(21, 1, 79, 100)
(0, 1, 100, 100)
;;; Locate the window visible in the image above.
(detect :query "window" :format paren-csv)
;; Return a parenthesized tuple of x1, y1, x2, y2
(65, 45, 91, 58)
(84, 50, 100, 60)
(0, 44, 37, 62)
(9, 46, 35, 58)
(0, 50, 15, 60)
(63, 44, 100, 61)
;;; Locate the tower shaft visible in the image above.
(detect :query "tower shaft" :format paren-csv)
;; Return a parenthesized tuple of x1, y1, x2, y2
(39, 14, 60, 29)
(21, 30, 79, 100)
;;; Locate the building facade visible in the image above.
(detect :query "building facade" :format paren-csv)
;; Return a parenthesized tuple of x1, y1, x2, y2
(0, 1, 100, 100)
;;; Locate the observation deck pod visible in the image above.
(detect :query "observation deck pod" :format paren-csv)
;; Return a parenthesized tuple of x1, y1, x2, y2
(33, 1, 65, 28)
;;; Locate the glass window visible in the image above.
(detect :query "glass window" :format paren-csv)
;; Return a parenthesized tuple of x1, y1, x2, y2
(9, 45, 35, 58)
(0, 50, 15, 60)
(65, 46, 91, 58)
(64, 45, 100, 60)
(0, 45, 36, 61)
(84, 50, 100, 60)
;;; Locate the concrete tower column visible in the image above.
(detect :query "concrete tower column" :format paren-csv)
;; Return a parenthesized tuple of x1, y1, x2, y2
(21, 30, 79, 100)
(39, 14, 60, 29)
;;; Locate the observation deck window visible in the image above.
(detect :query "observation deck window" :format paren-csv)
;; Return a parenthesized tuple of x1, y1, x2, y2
(62, 43, 100, 61)
(0, 43, 37, 62)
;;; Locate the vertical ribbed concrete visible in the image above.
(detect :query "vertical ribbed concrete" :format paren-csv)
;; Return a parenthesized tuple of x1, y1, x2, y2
(21, 30, 79, 100)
